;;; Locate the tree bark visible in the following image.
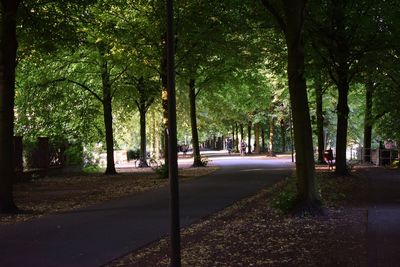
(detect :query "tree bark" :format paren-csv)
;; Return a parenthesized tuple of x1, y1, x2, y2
(254, 123, 260, 154)
(247, 121, 252, 154)
(335, 74, 349, 174)
(363, 80, 373, 163)
(280, 119, 286, 152)
(189, 79, 202, 167)
(329, 1, 350, 175)
(0, 0, 20, 213)
(261, 126, 266, 152)
(161, 47, 169, 165)
(235, 123, 239, 152)
(138, 105, 149, 167)
(99, 49, 116, 175)
(283, 0, 322, 209)
(240, 124, 244, 142)
(268, 117, 276, 156)
(315, 72, 325, 163)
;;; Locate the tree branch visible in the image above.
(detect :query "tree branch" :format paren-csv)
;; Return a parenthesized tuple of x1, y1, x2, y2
(261, 0, 287, 33)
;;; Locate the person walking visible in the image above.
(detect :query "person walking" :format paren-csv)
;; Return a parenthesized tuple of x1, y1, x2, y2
(240, 140, 247, 156)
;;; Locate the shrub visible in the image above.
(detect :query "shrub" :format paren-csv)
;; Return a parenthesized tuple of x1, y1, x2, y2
(154, 164, 168, 179)
(64, 145, 83, 166)
(127, 149, 140, 161)
(271, 177, 299, 214)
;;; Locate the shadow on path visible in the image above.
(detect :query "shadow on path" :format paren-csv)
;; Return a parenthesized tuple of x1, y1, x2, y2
(363, 167, 400, 267)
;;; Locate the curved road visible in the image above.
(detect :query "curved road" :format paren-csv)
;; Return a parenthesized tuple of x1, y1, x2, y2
(0, 153, 294, 267)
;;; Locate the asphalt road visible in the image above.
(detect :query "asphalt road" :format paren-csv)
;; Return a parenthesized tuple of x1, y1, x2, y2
(0, 153, 294, 267)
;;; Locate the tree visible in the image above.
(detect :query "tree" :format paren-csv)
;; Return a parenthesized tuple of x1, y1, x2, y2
(0, 0, 21, 213)
(307, 0, 395, 174)
(262, 0, 322, 212)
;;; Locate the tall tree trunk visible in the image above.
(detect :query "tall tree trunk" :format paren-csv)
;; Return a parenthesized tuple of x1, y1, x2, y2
(315, 72, 325, 163)
(240, 124, 244, 142)
(161, 40, 169, 165)
(254, 123, 260, 154)
(138, 105, 149, 167)
(363, 80, 373, 163)
(232, 124, 235, 150)
(0, 0, 20, 213)
(152, 109, 160, 159)
(331, 0, 350, 175)
(99, 49, 116, 175)
(335, 75, 349, 174)
(261, 126, 266, 152)
(268, 117, 275, 156)
(235, 123, 239, 152)
(189, 79, 202, 167)
(283, 0, 321, 209)
(247, 121, 252, 154)
(280, 119, 286, 152)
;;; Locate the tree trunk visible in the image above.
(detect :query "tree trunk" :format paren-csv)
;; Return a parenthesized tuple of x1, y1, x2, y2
(232, 124, 235, 147)
(240, 124, 244, 142)
(363, 80, 373, 163)
(283, 0, 322, 210)
(261, 126, 266, 152)
(235, 123, 239, 152)
(161, 50, 169, 165)
(280, 119, 286, 152)
(315, 72, 325, 163)
(99, 49, 116, 175)
(247, 122, 252, 154)
(254, 123, 260, 154)
(331, 1, 350, 176)
(334, 71, 350, 175)
(0, 0, 20, 213)
(268, 117, 275, 156)
(138, 105, 149, 167)
(189, 79, 202, 167)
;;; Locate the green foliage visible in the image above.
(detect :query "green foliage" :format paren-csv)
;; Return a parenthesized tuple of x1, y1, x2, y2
(126, 149, 140, 161)
(64, 145, 83, 166)
(154, 164, 168, 179)
(83, 164, 104, 174)
(271, 177, 299, 214)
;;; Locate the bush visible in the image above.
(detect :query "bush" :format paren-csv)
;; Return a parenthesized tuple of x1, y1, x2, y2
(64, 145, 83, 166)
(127, 149, 140, 161)
(83, 164, 103, 173)
(154, 164, 168, 179)
(271, 177, 299, 214)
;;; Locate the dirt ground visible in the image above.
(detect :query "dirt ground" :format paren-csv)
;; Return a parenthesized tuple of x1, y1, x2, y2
(106, 167, 368, 267)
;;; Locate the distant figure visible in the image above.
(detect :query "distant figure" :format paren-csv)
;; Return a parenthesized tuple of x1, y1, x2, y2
(227, 139, 233, 155)
(240, 140, 247, 156)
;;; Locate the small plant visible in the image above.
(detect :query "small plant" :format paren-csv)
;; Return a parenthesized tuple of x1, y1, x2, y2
(127, 149, 140, 161)
(271, 177, 299, 214)
(64, 145, 84, 166)
(154, 164, 168, 179)
(83, 164, 103, 173)
(391, 160, 399, 168)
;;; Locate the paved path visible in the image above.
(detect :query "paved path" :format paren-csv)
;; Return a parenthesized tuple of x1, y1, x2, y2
(366, 167, 400, 267)
(0, 154, 293, 267)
